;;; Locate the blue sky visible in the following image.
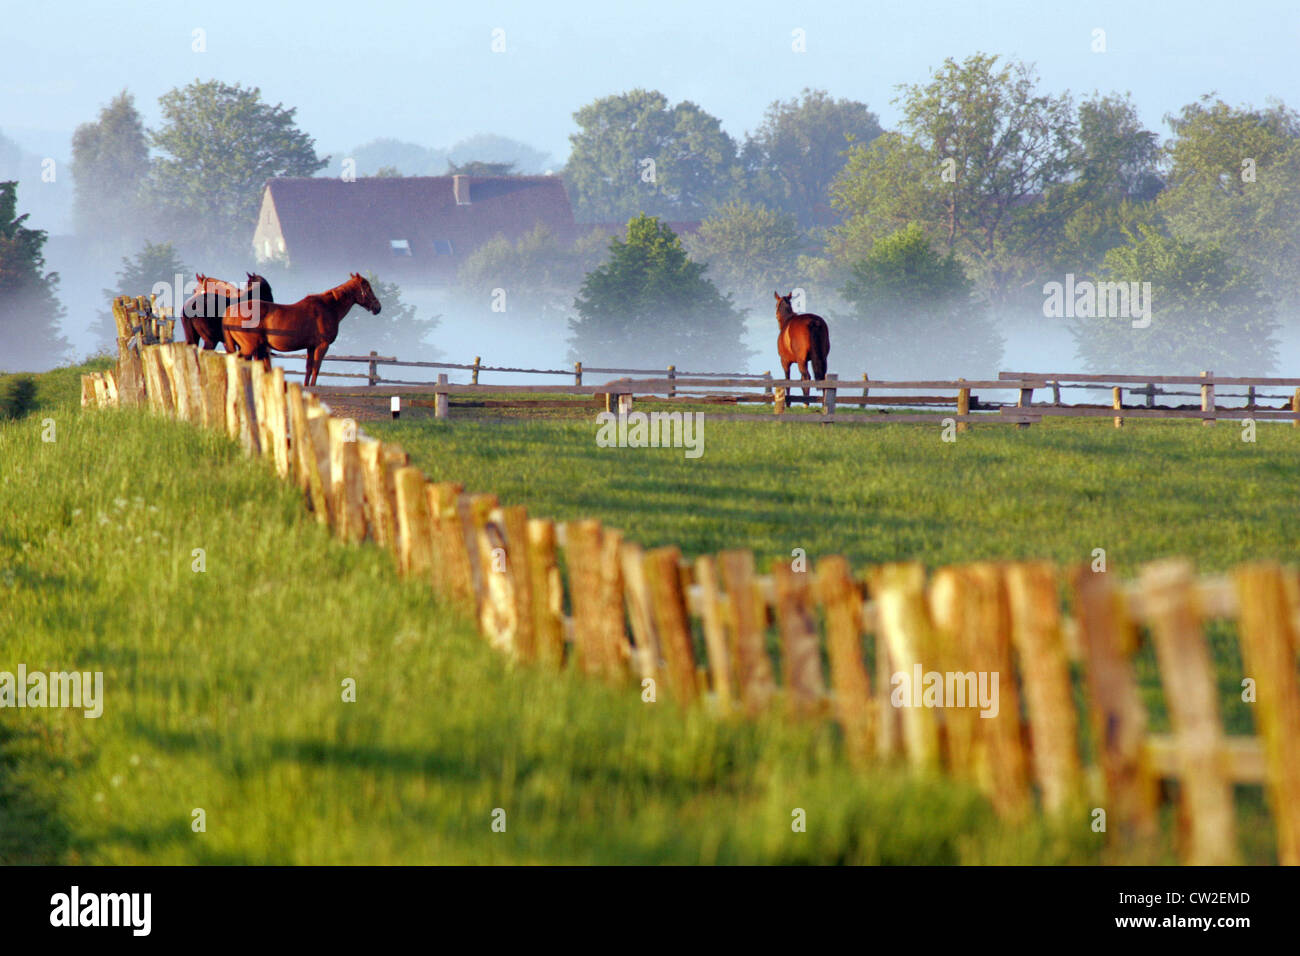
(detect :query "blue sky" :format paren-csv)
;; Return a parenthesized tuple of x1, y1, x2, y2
(4, 0, 1299, 162)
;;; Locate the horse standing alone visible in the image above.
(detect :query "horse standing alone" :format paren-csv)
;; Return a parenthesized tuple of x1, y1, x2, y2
(774, 291, 831, 400)
(223, 273, 381, 386)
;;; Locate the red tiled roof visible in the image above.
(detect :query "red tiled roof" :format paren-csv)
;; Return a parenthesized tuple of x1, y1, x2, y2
(264, 175, 576, 279)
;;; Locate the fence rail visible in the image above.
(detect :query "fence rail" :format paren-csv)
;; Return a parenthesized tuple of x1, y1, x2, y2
(80, 326, 1300, 865)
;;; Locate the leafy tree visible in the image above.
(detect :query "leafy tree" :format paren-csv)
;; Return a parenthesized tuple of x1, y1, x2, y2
(457, 224, 603, 322)
(1070, 226, 1277, 374)
(740, 89, 883, 227)
(569, 214, 751, 369)
(0, 181, 69, 371)
(331, 274, 441, 359)
(91, 241, 189, 352)
(70, 90, 150, 242)
(1160, 97, 1300, 301)
(564, 90, 740, 222)
(332, 138, 448, 177)
(447, 133, 552, 174)
(838, 223, 1002, 377)
(685, 201, 803, 300)
(372, 166, 404, 178)
(828, 54, 1076, 304)
(147, 80, 328, 264)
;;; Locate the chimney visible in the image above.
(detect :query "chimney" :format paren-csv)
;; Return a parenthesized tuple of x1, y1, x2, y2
(453, 174, 471, 206)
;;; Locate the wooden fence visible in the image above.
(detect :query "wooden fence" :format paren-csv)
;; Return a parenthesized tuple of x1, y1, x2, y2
(79, 333, 1300, 864)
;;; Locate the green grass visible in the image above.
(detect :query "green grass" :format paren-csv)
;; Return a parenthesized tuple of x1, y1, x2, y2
(0, 362, 1113, 864)
(370, 405, 1300, 573)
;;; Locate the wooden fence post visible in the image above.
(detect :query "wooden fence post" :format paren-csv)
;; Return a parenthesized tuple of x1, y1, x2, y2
(197, 351, 226, 430)
(1233, 563, 1300, 865)
(471, 356, 481, 386)
(873, 563, 942, 772)
(393, 466, 433, 577)
(762, 370, 772, 402)
(477, 508, 517, 655)
(565, 519, 628, 684)
(1201, 370, 1215, 426)
(1017, 381, 1034, 429)
(822, 372, 838, 419)
(286, 383, 330, 524)
(620, 543, 661, 681)
(692, 555, 733, 712)
(667, 365, 676, 399)
(643, 546, 697, 705)
(1071, 566, 1159, 852)
(527, 519, 566, 669)
(435, 373, 449, 419)
(773, 387, 786, 415)
(227, 357, 259, 456)
(328, 418, 367, 543)
(265, 367, 290, 478)
(1292, 387, 1300, 428)
(956, 379, 970, 432)
(1145, 383, 1156, 408)
(574, 362, 582, 387)
(772, 561, 826, 718)
(1051, 380, 1061, 405)
(861, 373, 870, 404)
(497, 505, 535, 661)
(116, 340, 146, 407)
(1113, 386, 1123, 428)
(368, 350, 378, 387)
(718, 550, 775, 717)
(304, 400, 334, 520)
(1004, 563, 1084, 815)
(815, 556, 873, 767)
(617, 392, 633, 416)
(1141, 559, 1239, 865)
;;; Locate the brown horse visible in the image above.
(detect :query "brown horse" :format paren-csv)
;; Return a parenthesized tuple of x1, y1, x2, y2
(182, 273, 274, 351)
(775, 291, 831, 400)
(224, 273, 381, 386)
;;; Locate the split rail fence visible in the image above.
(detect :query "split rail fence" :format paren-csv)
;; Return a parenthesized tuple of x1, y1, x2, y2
(81, 331, 1300, 864)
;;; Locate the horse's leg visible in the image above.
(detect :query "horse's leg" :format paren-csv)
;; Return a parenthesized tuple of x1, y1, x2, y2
(310, 344, 329, 387)
(800, 360, 812, 401)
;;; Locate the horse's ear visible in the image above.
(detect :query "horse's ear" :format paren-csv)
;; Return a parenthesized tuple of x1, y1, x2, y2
(774, 291, 781, 300)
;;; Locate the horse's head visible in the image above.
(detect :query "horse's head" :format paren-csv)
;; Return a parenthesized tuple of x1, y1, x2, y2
(775, 290, 796, 323)
(245, 272, 274, 302)
(349, 273, 382, 315)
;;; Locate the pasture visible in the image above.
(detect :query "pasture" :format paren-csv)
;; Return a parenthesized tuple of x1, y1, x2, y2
(0, 362, 1102, 865)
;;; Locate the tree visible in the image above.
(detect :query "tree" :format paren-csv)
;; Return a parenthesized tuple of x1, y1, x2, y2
(91, 241, 189, 352)
(447, 160, 517, 176)
(447, 133, 552, 173)
(740, 88, 883, 227)
(685, 201, 803, 301)
(564, 90, 740, 222)
(457, 224, 603, 322)
(0, 181, 69, 371)
(1159, 97, 1300, 301)
(147, 80, 328, 264)
(838, 223, 1002, 377)
(69, 91, 150, 243)
(1069, 226, 1277, 374)
(569, 214, 751, 369)
(828, 54, 1076, 304)
(331, 274, 441, 359)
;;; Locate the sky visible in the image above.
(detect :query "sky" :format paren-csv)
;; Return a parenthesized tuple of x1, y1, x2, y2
(4, 0, 1299, 167)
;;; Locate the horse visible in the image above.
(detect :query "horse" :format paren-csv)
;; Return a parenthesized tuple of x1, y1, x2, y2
(223, 273, 381, 386)
(182, 273, 275, 351)
(774, 291, 831, 401)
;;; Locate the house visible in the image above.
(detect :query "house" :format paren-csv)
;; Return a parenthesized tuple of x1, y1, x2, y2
(251, 174, 578, 286)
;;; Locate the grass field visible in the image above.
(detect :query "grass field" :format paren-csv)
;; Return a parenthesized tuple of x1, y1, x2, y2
(0, 362, 1118, 864)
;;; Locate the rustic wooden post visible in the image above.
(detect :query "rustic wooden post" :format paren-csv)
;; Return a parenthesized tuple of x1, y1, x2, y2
(357, 438, 391, 546)
(1233, 563, 1300, 865)
(1246, 384, 1256, 410)
(667, 365, 676, 399)
(773, 386, 786, 415)
(692, 555, 733, 712)
(923, 568, 980, 779)
(496, 505, 535, 661)
(1112, 386, 1123, 428)
(956, 379, 970, 433)
(1292, 388, 1300, 428)
(328, 418, 367, 543)
(435, 373, 449, 419)
(393, 466, 434, 577)
(718, 550, 775, 717)
(1201, 370, 1215, 426)
(814, 556, 873, 767)
(565, 519, 628, 684)
(1005, 563, 1084, 815)
(1071, 566, 1159, 851)
(155, 345, 180, 416)
(762, 370, 772, 402)
(1141, 559, 1240, 865)
(1051, 380, 1061, 405)
(197, 351, 226, 429)
(286, 383, 330, 523)
(643, 546, 697, 705)
(227, 357, 259, 455)
(304, 401, 334, 518)
(221, 353, 242, 442)
(116, 340, 145, 408)
(80, 374, 96, 408)
(1016, 381, 1034, 429)
(772, 561, 827, 718)
(620, 543, 661, 681)
(861, 372, 870, 403)
(265, 367, 290, 478)
(873, 563, 942, 771)
(464, 494, 500, 612)
(178, 346, 203, 424)
(471, 355, 481, 386)
(477, 508, 517, 654)
(617, 392, 633, 415)
(822, 372, 838, 419)
(368, 350, 378, 387)
(527, 519, 566, 669)
(574, 361, 582, 387)
(429, 483, 474, 611)
(1145, 383, 1156, 408)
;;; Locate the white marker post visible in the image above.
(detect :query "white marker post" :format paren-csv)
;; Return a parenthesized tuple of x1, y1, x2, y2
(390, 396, 400, 420)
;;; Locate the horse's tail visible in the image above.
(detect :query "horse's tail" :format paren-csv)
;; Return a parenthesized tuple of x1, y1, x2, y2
(810, 316, 830, 382)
